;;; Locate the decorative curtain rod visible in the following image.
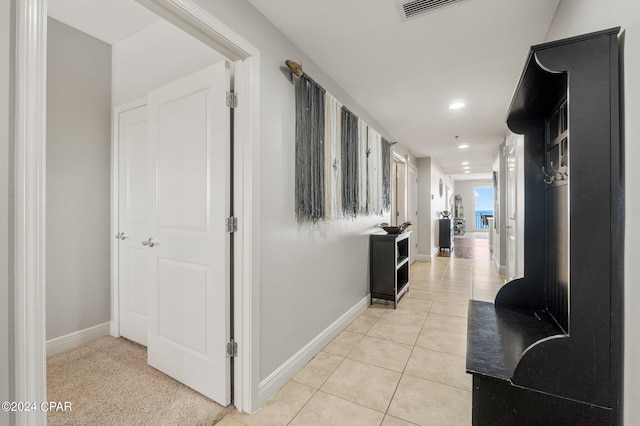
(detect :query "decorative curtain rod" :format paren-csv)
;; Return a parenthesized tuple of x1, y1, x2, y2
(285, 59, 398, 146)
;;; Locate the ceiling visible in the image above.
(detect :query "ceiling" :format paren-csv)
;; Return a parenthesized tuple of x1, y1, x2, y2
(48, 0, 161, 45)
(48, 0, 560, 180)
(248, 0, 560, 178)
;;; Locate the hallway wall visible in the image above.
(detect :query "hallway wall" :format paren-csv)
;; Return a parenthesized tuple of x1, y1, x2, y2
(545, 1, 639, 423)
(46, 19, 112, 340)
(191, 0, 417, 407)
(416, 157, 452, 258)
(430, 160, 452, 251)
(417, 158, 431, 259)
(492, 146, 507, 273)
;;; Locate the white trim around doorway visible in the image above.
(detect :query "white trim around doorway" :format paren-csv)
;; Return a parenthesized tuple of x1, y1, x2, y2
(14, 3, 48, 424)
(14, 1, 261, 423)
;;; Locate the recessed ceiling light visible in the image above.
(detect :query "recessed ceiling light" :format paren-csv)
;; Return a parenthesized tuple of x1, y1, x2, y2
(464, 170, 471, 174)
(458, 144, 470, 149)
(463, 166, 470, 170)
(461, 161, 469, 165)
(449, 101, 466, 110)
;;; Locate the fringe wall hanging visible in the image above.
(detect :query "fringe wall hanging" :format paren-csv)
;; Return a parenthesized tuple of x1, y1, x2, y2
(288, 60, 391, 223)
(357, 119, 369, 215)
(324, 93, 343, 220)
(341, 107, 359, 218)
(295, 74, 326, 222)
(381, 138, 392, 213)
(367, 127, 383, 216)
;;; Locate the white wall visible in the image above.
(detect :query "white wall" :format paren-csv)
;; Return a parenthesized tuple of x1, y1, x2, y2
(545, 1, 639, 423)
(46, 19, 112, 339)
(112, 20, 225, 107)
(501, 133, 525, 279)
(189, 0, 416, 390)
(430, 160, 452, 251)
(0, 0, 13, 422)
(416, 157, 452, 259)
(515, 134, 525, 278)
(492, 144, 507, 273)
(417, 158, 431, 259)
(491, 153, 501, 267)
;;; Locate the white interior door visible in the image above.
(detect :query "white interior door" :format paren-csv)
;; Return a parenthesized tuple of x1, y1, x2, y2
(117, 104, 152, 346)
(146, 61, 231, 405)
(506, 134, 518, 280)
(408, 164, 418, 263)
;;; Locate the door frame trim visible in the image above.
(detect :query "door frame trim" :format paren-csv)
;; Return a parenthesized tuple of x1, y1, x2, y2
(407, 163, 418, 263)
(391, 151, 408, 226)
(14, 0, 261, 422)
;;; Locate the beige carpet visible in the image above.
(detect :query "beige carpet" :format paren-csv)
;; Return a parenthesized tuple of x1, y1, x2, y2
(47, 336, 232, 426)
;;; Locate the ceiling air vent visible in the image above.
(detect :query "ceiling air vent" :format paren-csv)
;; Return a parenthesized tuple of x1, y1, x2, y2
(399, 0, 469, 21)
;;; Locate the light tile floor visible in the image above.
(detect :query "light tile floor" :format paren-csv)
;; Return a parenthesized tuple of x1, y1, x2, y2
(219, 256, 504, 426)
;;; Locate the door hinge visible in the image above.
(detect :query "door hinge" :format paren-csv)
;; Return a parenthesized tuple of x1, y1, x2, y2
(226, 92, 238, 108)
(226, 216, 238, 233)
(226, 339, 238, 357)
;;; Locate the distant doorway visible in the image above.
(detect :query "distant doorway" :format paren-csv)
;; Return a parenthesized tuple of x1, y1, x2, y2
(391, 155, 407, 226)
(473, 187, 494, 231)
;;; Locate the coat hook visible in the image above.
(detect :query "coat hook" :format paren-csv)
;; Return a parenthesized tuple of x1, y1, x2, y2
(542, 161, 558, 184)
(556, 155, 568, 181)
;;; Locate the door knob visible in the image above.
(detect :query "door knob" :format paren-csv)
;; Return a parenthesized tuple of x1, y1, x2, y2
(142, 238, 159, 248)
(115, 232, 129, 240)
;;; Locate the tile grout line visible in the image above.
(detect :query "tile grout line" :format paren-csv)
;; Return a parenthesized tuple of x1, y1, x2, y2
(231, 257, 502, 425)
(401, 370, 472, 393)
(299, 313, 407, 423)
(380, 265, 440, 422)
(288, 313, 382, 425)
(285, 384, 318, 425)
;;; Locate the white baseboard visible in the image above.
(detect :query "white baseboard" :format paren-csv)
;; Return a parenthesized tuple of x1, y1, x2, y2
(110, 321, 120, 338)
(431, 247, 440, 260)
(416, 247, 440, 263)
(491, 254, 507, 276)
(257, 296, 369, 408)
(46, 322, 111, 357)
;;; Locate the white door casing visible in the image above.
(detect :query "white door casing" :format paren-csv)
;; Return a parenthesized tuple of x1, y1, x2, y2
(391, 162, 398, 225)
(408, 164, 418, 263)
(506, 134, 518, 280)
(146, 61, 231, 405)
(392, 153, 407, 226)
(117, 104, 151, 346)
